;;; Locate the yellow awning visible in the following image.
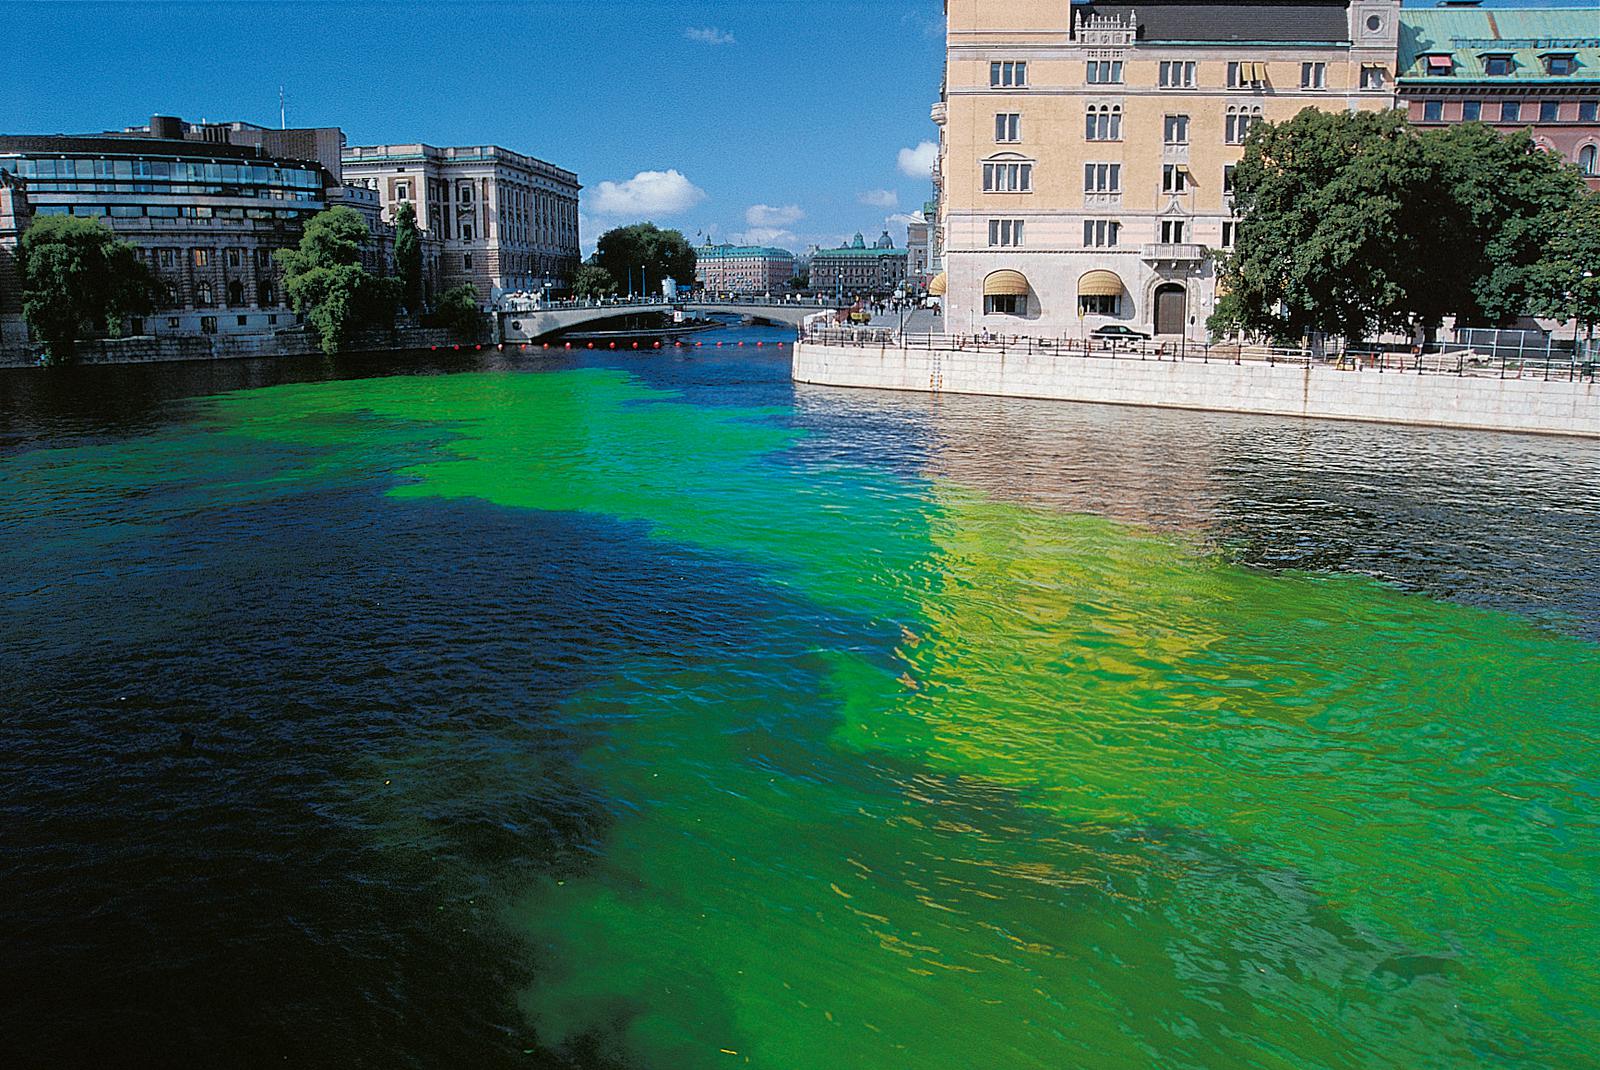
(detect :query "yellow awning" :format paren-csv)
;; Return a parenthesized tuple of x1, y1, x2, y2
(927, 271, 948, 297)
(983, 270, 1029, 297)
(1078, 270, 1123, 298)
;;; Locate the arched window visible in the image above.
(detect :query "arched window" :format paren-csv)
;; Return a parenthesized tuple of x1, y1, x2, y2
(258, 281, 276, 307)
(1226, 105, 1264, 144)
(1581, 144, 1599, 177)
(1085, 104, 1123, 141)
(982, 153, 1035, 193)
(227, 279, 244, 306)
(196, 282, 214, 307)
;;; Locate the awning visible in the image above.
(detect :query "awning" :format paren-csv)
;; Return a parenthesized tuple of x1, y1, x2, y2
(1078, 270, 1123, 298)
(927, 272, 948, 297)
(983, 270, 1029, 297)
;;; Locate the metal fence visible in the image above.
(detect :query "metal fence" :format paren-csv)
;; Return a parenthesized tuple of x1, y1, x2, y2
(797, 328, 1599, 383)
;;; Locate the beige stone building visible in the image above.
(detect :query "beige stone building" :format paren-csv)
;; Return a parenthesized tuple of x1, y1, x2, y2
(342, 144, 580, 301)
(936, 0, 1400, 340)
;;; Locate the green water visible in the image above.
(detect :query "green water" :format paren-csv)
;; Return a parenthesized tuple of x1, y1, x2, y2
(12, 365, 1599, 1068)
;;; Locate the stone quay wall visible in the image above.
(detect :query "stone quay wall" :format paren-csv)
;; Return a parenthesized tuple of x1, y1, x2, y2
(0, 327, 461, 369)
(792, 341, 1600, 439)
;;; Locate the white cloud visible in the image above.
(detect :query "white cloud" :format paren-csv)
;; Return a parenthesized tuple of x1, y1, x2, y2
(590, 170, 708, 217)
(731, 227, 798, 248)
(897, 141, 939, 179)
(885, 212, 925, 227)
(858, 189, 899, 209)
(685, 26, 736, 45)
(745, 204, 804, 227)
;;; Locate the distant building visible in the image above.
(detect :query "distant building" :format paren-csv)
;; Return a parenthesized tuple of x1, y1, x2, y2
(695, 241, 796, 293)
(1397, 6, 1600, 190)
(0, 170, 32, 347)
(342, 143, 581, 300)
(906, 205, 935, 291)
(0, 115, 347, 339)
(810, 232, 909, 296)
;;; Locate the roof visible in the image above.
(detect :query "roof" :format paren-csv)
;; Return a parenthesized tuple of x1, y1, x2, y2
(812, 246, 909, 259)
(1398, 8, 1600, 80)
(1081, 0, 1352, 43)
(698, 244, 795, 260)
(0, 133, 319, 167)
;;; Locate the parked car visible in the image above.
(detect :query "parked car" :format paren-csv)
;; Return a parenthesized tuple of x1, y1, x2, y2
(1091, 324, 1151, 341)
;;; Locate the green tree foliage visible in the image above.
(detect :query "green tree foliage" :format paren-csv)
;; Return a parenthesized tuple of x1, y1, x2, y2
(790, 270, 811, 290)
(393, 201, 423, 315)
(277, 206, 399, 355)
(1213, 109, 1587, 343)
(571, 264, 617, 301)
(433, 284, 485, 341)
(1523, 192, 1600, 340)
(591, 223, 697, 296)
(18, 215, 161, 365)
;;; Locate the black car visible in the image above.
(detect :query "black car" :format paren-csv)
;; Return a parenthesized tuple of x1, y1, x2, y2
(1091, 324, 1152, 340)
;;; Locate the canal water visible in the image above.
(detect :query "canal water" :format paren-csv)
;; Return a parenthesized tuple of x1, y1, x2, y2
(3, 324, 1597, 1069)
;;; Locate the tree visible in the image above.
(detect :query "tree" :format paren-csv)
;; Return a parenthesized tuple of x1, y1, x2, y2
(393, 201, 423, 315)
(277, 206, 399, 355)
(18, 215, 161, 365)
(433, 284, 485, 341)
(1524, 192, 1600, 345)
(790, 270, 810, 290)
(571, 263, 617, 301)
(591, 223, 697, 296)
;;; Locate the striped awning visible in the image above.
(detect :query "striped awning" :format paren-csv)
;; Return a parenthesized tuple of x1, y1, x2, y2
(983, 270, 1029, 297)
(1078, 270, 1123, 298)
(927, 272, 948, 297)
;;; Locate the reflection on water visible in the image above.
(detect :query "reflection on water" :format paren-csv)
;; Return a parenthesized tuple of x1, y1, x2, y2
(2, 336, 1598, 1070)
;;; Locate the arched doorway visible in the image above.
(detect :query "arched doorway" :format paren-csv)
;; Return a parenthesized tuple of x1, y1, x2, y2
(1153, 284, 1186, 336)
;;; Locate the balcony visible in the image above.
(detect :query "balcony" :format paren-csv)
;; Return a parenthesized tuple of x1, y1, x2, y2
(930, 101, 948, 125)
(1141, 243, 1209, 264)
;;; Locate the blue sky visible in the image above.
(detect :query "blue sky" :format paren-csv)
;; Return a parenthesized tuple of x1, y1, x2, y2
(3, 0, 949, 255)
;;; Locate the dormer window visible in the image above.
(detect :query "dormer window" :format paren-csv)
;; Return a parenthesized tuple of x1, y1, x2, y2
(1425, 53, 1454, 75)
(1544, 53, 1577, 76)
(1482, 54, 1514, 76)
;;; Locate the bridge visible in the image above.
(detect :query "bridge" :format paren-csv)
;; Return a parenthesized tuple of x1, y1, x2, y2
(496, 297, 845, 342)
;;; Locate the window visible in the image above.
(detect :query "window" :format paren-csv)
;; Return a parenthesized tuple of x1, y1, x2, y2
(1084, 163, 1121, 193)
(1087, 60, 1124, 84)
(167, 317, 180, 329)
(1540, 101, 1560, 122)
(987, 219, 1025, 247)
(1159, 61, 1196, 89)
(197, 282, 214, 306)
(1582, 101, 1599, 122)
(237, 315, 248, 327)
(1085, 104, 1122, 141)
(1079, 295, 1120, 316)
(1425, 54, 1454, 75)
(396, 182, 411, 200)
(1222, 221, 1238, 248)
(464, 253, 473, 270)
(462, 223, 475, 241)
(108, 205, 142, 218)
(160, 249, 175, 268)
(1424, 101, 1444, 122)
(1083, 219, 1120, 248)
(193, 248, 210, 267)
(982, 160, 1034, 192)
(1225, 105, 1264, 144)
(1160, 219, 1187, 243)
(1301, 62, 1327, 90)
(1580, 145, 1598, 177)
(201, 316, 218, 335)
(226, 248, 242, 268)
(985, 294, 1024, 315)
(459, 183, 473, 204)
(991, 61, 1027, 88)
(995, 113, 1021, 142)
(1223, 165, 1237, 195)
(1366, 14, 1383, 32)
(1545, 54, 1577, 76)
(1361, 65, 1387, 90)
(1228, 61, 1266, 89)
(1501, 101, 1522, 123)
(1484, 55, 1513, 77)
(1462, 100, 1483, 121)
(1163, 115, 1190, 144)
(1162, 165, 1190, 193)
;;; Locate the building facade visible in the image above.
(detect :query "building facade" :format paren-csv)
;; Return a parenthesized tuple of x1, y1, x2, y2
(0, 170, 32, 347)
(937, 0, 1400, 340)
(810, 232, 910, 296)
(342, 143, 581, 301)
(0, 117, 339, 338)
(906, 205, 935, 291)
(1397, 6, 1600, 191)
(695, 241, 796, 293)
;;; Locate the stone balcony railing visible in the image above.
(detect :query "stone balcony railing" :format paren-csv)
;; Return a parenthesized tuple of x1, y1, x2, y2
(930, 102, 948, 125)
(1140, 243, 1209, 263)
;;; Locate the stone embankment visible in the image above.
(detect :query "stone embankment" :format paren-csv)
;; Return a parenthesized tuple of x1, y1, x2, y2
(0, 326, 461, 369)
(793, 337, 1600, 439)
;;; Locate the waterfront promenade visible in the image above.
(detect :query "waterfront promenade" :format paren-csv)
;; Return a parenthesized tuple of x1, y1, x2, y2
(793, 330, 1600, 439)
